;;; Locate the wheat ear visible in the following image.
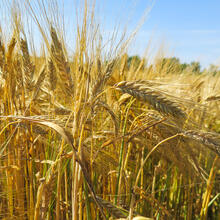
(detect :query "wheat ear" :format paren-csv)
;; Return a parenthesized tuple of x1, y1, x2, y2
(183, 130, 220, 157)
(32, 65, 46, 100)
(115, 81, 186, 120)
(48, 58, 57, 91)
(20, 38, 35, 91)
(0, 37, 5, 70)
(94, 196, 128, 218)
(90, 60, 115, 100)
(50, 26, 74, 96)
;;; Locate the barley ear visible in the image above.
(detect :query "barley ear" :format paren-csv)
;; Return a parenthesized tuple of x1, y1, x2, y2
(183, 130, 220, 157)
(20, 38, 35, 92)
(50, 26, 74, 96)
(115, 81, 187, 120)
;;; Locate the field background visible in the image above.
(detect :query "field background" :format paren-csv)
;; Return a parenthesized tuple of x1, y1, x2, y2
(0, 1, 220, 219)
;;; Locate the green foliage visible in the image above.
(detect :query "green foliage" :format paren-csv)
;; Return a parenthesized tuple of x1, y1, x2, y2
(127, 55, 146, 70)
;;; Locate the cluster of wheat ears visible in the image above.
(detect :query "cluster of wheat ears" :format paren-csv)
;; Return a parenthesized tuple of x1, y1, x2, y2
(0, 1, 220, 220)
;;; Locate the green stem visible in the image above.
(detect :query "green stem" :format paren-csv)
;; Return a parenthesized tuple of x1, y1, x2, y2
(115, 98, 135, 205)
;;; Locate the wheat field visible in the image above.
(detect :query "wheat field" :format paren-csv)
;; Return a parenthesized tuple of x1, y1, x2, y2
(0, 1, 220, 220)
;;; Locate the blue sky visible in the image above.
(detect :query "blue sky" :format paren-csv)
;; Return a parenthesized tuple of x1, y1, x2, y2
(141, 0, 220, 68)
(1, 0, 220, 68)
(61, 0, 220, 68)
(96, 0, 220, 68)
